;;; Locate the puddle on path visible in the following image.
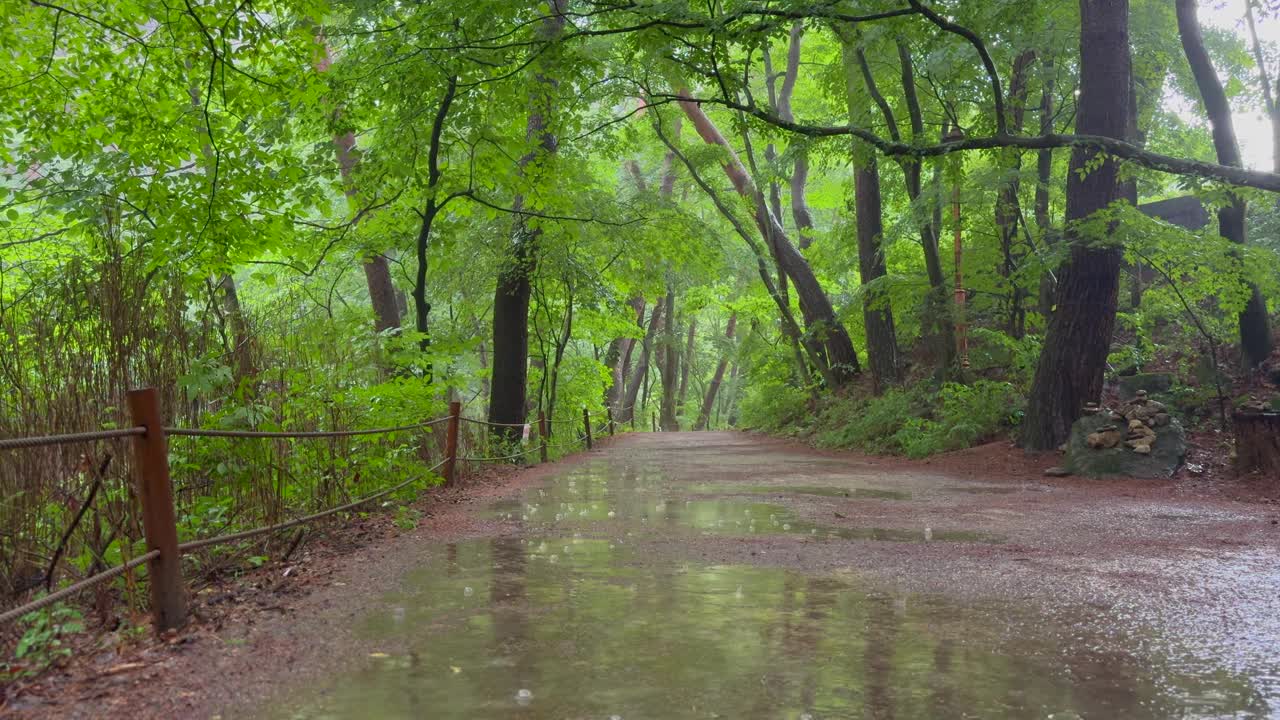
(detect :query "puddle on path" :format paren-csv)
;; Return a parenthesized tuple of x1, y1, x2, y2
(488, 467, 996, 544)
(698, 484, 913, 501)
(257, 455, 1278, 719)
(263, 537, 1270, 720)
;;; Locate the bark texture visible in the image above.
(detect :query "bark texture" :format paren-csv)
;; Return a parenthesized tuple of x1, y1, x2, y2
(1023, 0, 1131, 450)
(488, 1, 567, 435)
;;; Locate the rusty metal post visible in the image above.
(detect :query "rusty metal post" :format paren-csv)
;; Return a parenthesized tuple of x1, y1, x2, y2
(444, 401, 460, 485)
(538, 410, 549, 463)
(127, 387, 186, 632)
(606, 407, 615, 436)
(583, 407, 593, 450)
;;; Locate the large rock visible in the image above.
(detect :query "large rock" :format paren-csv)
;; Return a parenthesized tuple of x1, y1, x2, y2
(1064, 411, 1186, 479)
(1117, 372, 1174, 399)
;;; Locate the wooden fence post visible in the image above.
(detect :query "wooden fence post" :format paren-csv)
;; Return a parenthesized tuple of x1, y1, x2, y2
(651, 412, 657, 433)
(444, 401, 460, 485)
(538, 410, 549, 463)
(606, 407, 615, 436)
(583, 407, 593, 450)
(127, 387, 186, 632)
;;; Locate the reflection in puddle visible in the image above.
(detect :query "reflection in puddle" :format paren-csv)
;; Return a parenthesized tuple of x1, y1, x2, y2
(492, 495, 1000, 544)
(701, 484, 913, 501)
(267, 537, 1269, 720)
(258, 456, 1277, 719)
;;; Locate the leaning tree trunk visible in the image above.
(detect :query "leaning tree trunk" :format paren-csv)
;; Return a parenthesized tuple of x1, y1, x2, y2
(1176, 0, 1274, 368)
(1023, 0, 1131, 450)
(677, 92, 861, 385)
(620, 297, 665, 423)
(695, 313, 736, 431)
(611, 297, 645, 413)
(314, 40, 402, 336)
(488, 1, 567, 438)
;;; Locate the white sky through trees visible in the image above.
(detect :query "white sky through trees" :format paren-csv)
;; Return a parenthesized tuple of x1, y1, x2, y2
(1202, 0, 1278, 168)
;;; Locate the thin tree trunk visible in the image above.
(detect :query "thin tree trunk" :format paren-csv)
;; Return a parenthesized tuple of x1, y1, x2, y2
(488, 1, 567, 436)
(896, 40, 955, 371)
(695, 313, 736, 430)
(1023, 0, 1131, 450)
(1036, 56, 1059, 319)
(620, 297, 664, 423)
(844, 38, 900, 390)
(660, 285, 680, 431)
(410, 75, 458, 357)
(612, 297, 645, 413)
(677, 318, 696, 411)
(995, 50, 1036, 339)
(1176, 0, 1273, 368)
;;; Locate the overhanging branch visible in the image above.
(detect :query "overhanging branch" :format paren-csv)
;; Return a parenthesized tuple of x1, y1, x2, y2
(664, 94, 1280, 192)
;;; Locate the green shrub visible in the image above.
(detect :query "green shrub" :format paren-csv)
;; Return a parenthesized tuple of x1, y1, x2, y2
(894, 381, 1022, 458)
(814, 389, 917, 453)
(738, 380, 811, 434)
(807, 380, 1021, 458)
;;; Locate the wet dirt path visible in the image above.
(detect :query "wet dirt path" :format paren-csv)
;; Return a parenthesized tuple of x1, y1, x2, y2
(13, 432, 1279, 719)
(241, 431, 1280, 719)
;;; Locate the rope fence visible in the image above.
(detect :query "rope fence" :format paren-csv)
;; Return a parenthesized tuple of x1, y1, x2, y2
(0, 427, 145, 451)
(165, 416, 450, 439)
(0, 551, 160, 626)
(0, 390, 625, 633)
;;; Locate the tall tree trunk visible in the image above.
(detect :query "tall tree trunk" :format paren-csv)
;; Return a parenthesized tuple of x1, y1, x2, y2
(660, 285, 680, 431)
(677, 317, 696, 411)
(676, 93, 861, 385)
(843, 38, 900, 390)
(895, 41, 955, 371)
(1023, 0, 1131, 450)
(620, 298, 664, 423)
(410, 75, 458, 357)
(488, 1, 567, 436)
(995, 51, 1036, 339)
(695, 313, 736, 430)
(1176, 0, 1274, 368)
(853, 162, 899, 390)
(1036, 56, 1059, 320)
